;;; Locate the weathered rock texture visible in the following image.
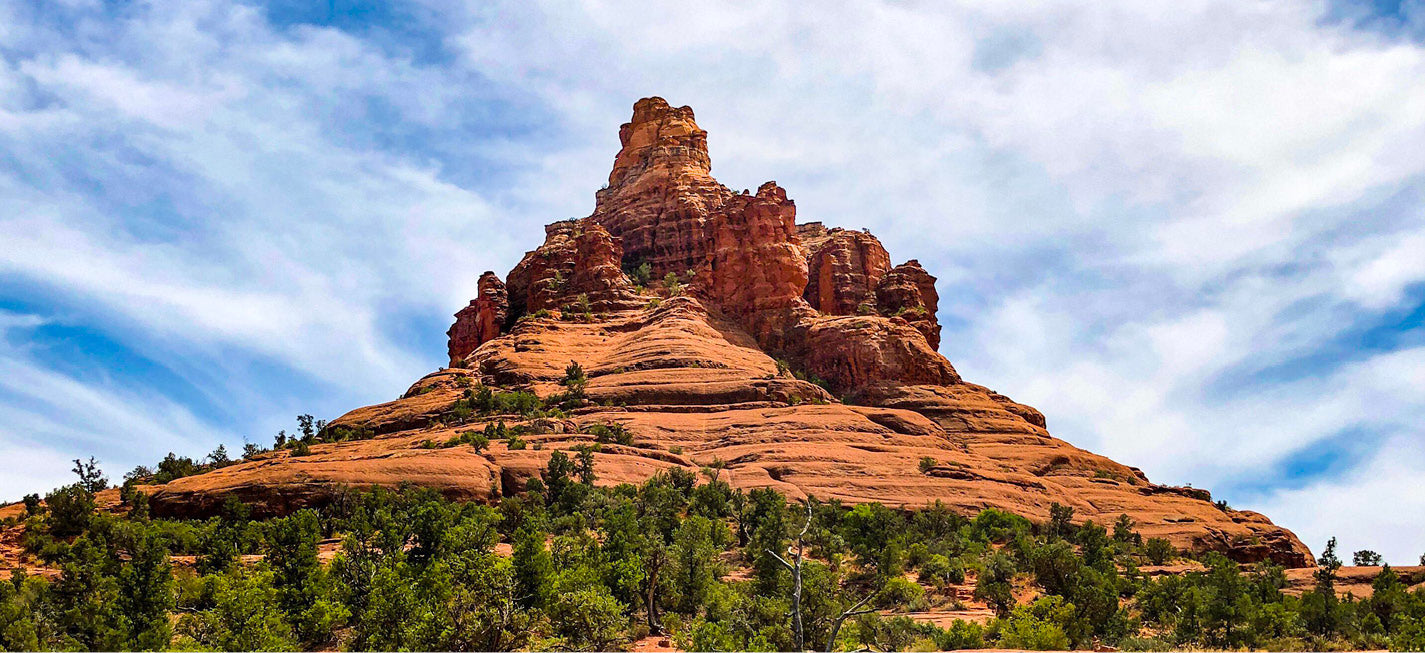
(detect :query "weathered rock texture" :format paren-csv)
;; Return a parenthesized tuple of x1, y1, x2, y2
(876, 260, 942, 349)
(800, 223, 942, 350)
(148, 97, 1314, 568)
(802, 224, 892, 316)
(447, 271, 507, 366)
(504, 221, 644, 321)
(590, 97, 734, 277)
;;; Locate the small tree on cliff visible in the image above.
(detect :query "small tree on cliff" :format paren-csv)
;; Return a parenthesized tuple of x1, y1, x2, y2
(564, 360, 586, 388)
(557, 360, 588, 407)
(1144, 537, 1175, 565)
(72, 456, 108, 493)
(1047, 502, 1074, 540)
(1112, 513, 1136, 543)
(1316, 537, 1343, 587)
(626, 261, 652, 287)
(1353, 549, 1383, 566)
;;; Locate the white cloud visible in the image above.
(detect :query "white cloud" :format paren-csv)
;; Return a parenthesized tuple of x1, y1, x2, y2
(0, 0, 540, 493)
(1250, 433, 1425, 566)
(1337, 231, 1425, 309)
(0, 311, 225, 498)
(0, 1, 530, 394)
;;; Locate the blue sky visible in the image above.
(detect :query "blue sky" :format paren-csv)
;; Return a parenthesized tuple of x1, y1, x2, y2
(2, 0, 1423, 563)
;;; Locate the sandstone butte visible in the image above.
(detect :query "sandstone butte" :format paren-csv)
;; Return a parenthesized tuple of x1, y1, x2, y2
(147, 97, 1315, 568)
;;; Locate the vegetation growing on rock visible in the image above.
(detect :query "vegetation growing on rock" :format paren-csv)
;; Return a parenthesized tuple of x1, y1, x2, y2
(4, 457, 1425, 652)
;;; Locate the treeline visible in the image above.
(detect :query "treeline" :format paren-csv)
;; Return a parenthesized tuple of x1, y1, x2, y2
(2, 452, 1425, 651)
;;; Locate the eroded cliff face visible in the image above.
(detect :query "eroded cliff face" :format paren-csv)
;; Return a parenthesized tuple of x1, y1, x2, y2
(504, 221, 644, 322)
(802, 224, 892, 317)
(447, 272, 507, 366)
(876, 260, 942, 349)
(146, 97, 1314, 568)
(590, 97, 735, 278)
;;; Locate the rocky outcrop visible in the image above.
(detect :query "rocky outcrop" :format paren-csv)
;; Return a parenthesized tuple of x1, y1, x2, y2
(504, 221, 644, 322)
(591, 97, 734, 278)
(803, 225, 892, 316)
(690, 182, 816, 347)
(146, 97, 1315, 568)
(447, 271, 507, 366)
(798, 317, 959, 392)
(877, 260, 942, 349)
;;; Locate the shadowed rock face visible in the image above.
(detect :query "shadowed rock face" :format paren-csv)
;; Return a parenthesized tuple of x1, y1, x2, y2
(148, 97, 1315, 568)
(876, 260, 941, 349)
(447, 272, 507, 366)
(504, 221, 645, 324)
(802, 224, 892, 317)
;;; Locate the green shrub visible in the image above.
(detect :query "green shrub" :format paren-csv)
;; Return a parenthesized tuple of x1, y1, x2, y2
(1353, 550, 1383, 566)
(154, 453, 201, 484)
(877, 576, 926, 610)
(934, 619, 986, 650)
(22, 493, 41, 516)
(847, 613, 925, 652)
(919, 553, 966, 587)
(1118, 635, 1174, 651)
(586, 422, 633, 446)
(548, 585, 625, 650)
(177, 568, 296, 651)
(1144, 537, 1175, 564)
(45, 483, 95, 537)
(975, 551, 1017, 616)
(1046, 502, 1074, 539)
(71, 456, 109, 493)
(994, 596, 1073, 650)
(494, 391, 543, 416)
(626, 261, 652, 287)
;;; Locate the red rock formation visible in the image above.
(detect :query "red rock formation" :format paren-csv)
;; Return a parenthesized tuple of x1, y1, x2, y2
(505, 221, 643, 320)
(146, 97, 1315, 568)
(876, 260, 942, 349)
(591, 97, 733, 277)
(799, 316, 958, 392)
(447, 271, 507, 366)
(804, 226, 892, 316)
(690, 182, 816, 346)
